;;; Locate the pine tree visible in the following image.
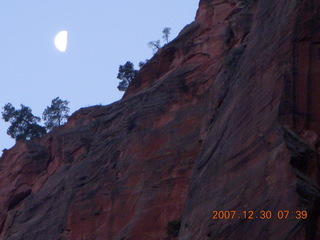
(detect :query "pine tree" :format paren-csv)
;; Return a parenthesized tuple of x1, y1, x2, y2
(42, 97, 70, 131)
(117, 61, 138, 91)
(2, 103, 46, 140)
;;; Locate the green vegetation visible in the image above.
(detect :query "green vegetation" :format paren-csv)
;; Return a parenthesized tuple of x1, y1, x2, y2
(1, 97, 69, 141)
(116, 27, 171, 92)
(117, 61, 138, 91)
(43, 97, 69, 131)
(2, 103, 46, 141)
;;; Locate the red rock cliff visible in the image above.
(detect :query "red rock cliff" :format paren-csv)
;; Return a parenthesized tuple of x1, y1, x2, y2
(0, 0, 320, 239)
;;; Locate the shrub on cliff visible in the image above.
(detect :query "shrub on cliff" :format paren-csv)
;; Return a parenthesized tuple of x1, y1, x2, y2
(148, 40, 161, 54)
(43, 97, 70, 131)
(2, 97, 70, 141)
(148, 27, 171, 54)
(117, 61, 138, 91)
(116, 27, 171, 91)
(1, 103, 46, 140)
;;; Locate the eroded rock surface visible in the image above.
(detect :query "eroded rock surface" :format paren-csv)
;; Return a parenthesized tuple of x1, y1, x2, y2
(0, 0, 319, 239)
(179, 0, 320, 239)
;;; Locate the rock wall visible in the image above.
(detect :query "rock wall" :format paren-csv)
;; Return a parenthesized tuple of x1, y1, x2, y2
(0, 0, 319, 239)
(179, 0, 320, 239)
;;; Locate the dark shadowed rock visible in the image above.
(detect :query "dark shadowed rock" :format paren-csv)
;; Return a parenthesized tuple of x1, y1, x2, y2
(0, 0, 319, 239)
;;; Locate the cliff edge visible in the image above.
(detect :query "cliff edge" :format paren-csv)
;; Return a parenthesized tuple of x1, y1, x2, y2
(0, 0, 320, 239)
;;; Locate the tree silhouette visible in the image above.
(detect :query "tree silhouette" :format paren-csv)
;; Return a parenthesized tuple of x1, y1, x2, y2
(148, 40, 161, 54)
(162, 27, 171, 44)
(42, 97, 70, 131)
(117, 61, 138, 91)
(2, 103, 46, 140)
(148, 27, 171, 54)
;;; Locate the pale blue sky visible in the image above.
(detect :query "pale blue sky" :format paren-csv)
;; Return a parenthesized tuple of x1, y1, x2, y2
(0, 0, 199, 151)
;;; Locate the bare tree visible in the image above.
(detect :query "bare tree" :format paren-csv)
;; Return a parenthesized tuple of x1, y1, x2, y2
(162, 27, 171, 44)
(148, 40, 161, 54)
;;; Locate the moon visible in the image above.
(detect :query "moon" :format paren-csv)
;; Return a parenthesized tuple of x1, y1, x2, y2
(54, 31, 68, 52)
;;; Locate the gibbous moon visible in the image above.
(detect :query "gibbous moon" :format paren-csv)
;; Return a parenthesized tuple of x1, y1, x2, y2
(54, 31, 68, 52)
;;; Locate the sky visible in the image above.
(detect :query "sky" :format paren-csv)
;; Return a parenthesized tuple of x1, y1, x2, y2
(0, 0, 200, 151)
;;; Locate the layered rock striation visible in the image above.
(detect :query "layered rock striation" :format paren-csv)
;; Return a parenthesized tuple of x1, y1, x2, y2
(0, 0, 320, 239)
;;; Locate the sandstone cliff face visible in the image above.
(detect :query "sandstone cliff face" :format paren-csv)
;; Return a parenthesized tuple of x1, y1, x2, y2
(0, 0, 320, 239)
